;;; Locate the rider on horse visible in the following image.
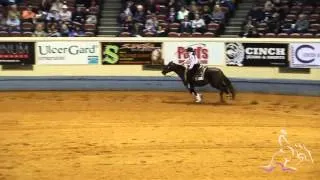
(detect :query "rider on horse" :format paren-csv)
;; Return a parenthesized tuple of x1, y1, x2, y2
(180, 47, 200, 88)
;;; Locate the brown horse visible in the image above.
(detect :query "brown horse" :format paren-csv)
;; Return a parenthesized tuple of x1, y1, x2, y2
(162, 61, 236, 103)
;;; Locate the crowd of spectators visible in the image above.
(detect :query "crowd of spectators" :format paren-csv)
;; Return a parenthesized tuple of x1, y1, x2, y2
(118, 0, 239, 37)
(240, 0, 320, 38)
(0, 0, 100, 37)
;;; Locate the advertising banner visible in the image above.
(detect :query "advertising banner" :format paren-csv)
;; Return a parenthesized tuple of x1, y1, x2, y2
(225, 43, 289, 67)
(101, 42, 163, 65)
(0, 42, 35, 65)
(290, 43, 320, 68)
(163, 42, 225, 65)
(36, 41, 99, 64)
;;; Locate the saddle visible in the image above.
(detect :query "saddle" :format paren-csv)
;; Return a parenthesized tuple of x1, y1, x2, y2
(193, 65, 207, 81)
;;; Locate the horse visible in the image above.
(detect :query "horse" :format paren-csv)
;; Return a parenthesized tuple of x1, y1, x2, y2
(161, 61, 236, 103)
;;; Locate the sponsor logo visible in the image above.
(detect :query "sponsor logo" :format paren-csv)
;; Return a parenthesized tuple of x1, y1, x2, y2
(120, 43, 158, 51)
(261, 129, 314, 172)
(0, 43, 30, 54)
(88, 56, 98, 64)
(225, 43, 245, 66)
(294, 44, 319, 63)
(226, 43, 288, 66)
(38, 45, 98, 55)
(175, 43, 209, 64)
(103, 45, 119, 64)
(102, 42, 162, 65)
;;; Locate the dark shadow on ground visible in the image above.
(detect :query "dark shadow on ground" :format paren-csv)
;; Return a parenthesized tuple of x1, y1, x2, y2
(161, 100, 236, 106)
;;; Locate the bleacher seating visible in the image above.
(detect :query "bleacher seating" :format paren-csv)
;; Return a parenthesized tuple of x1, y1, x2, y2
(118, 0, 238, 37)
(0, 0, 100, 37)
(240, 0, 320, 38)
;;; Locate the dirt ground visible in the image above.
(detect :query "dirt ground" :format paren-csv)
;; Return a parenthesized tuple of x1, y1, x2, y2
(0, 91, 319, 180)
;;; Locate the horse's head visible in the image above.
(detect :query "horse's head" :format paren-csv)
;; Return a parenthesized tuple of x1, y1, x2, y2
(161, 61, 175, 75)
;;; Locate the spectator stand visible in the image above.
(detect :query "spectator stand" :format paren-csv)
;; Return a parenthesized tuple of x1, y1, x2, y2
(240, 0, 320, 38)
(0, 0, 100, 37)
(119, 0, 238, 38)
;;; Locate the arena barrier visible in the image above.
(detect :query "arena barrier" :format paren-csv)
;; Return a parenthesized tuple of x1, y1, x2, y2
(0, 37, 319, 96)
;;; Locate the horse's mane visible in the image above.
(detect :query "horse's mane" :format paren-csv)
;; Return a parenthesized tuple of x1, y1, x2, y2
(170, 62, 186, 71)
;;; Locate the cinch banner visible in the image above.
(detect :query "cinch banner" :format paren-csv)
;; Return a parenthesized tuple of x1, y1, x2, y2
(225, 43, 289, 67)
(36, 41, 99, 64)
(163, 42, 225, 65)
(0, 42, 35, 65)
(290, 43, 320, 68)
(101, 42, 163, 65)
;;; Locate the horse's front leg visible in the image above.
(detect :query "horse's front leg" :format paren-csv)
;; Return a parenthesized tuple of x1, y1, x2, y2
(188, 86, 202, 103)
(220, 91, 225, 103)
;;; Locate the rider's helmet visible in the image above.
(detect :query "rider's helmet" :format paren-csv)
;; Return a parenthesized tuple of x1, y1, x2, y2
(186, 47, 194, 52)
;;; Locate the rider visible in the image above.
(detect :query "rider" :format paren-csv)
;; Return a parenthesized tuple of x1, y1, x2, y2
(181, 47, 200, 88)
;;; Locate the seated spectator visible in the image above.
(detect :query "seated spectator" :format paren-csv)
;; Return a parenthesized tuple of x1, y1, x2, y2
(46, 8, 61, 22)
(167, 7, 176, 23)
(33, 23, 47, 37)
(60, 23, 70, 36)
(7, 4, 20, 19)
(34, 9, 48, 23)
(48, 24, 61, 37)
(21, 5, 36, 22)
(210, 5, 225, 24)
(145, 0, 157, 15)
(272, 0, 282, 7)
(240, 19, 256, 37)
(156, 24, 167, 37)
(168, 0, 185, 10)
(144, 15, 158, 34)
(248, 7, 265, 22)
(266, 12, 281, 33)
(219, 0, 235, 12)
(132, 4, 145, 36)
(60, 5, 72, 22)
(122, 15, 134, 34)
(88, 0, 99, 16)
(191, 13, 206, 33)
(69, 24, 85, 37)
(292, 14, 309, 33)
(50, 0, 64, 13)
(76, 0, 91, 8)
(264, 0, 274, 12)
(177, 6, 189, 22)
(6, 12, 20, 31)
(180, 15, 192, 33)
(202, 5, 212, 24)
(119, 0, 134, 23)
(72, 7, 86, 24)
(40, 0, 52, 11)
(188, 3, 199, 20)
(86, 14, 97, 24)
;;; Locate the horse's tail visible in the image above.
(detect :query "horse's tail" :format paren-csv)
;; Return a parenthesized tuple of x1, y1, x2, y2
(221, 73, 236, 100)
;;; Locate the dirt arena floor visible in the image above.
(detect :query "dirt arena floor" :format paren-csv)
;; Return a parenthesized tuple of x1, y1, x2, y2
(0, 91, 319, 180)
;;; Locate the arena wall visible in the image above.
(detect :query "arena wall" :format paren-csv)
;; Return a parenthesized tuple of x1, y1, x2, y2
(0, 37, 319, 95)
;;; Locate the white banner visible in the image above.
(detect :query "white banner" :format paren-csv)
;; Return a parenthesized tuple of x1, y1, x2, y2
(36, 41, 99, 64)
(290, 43, 320, 68)
(163, 42, 225, 65)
